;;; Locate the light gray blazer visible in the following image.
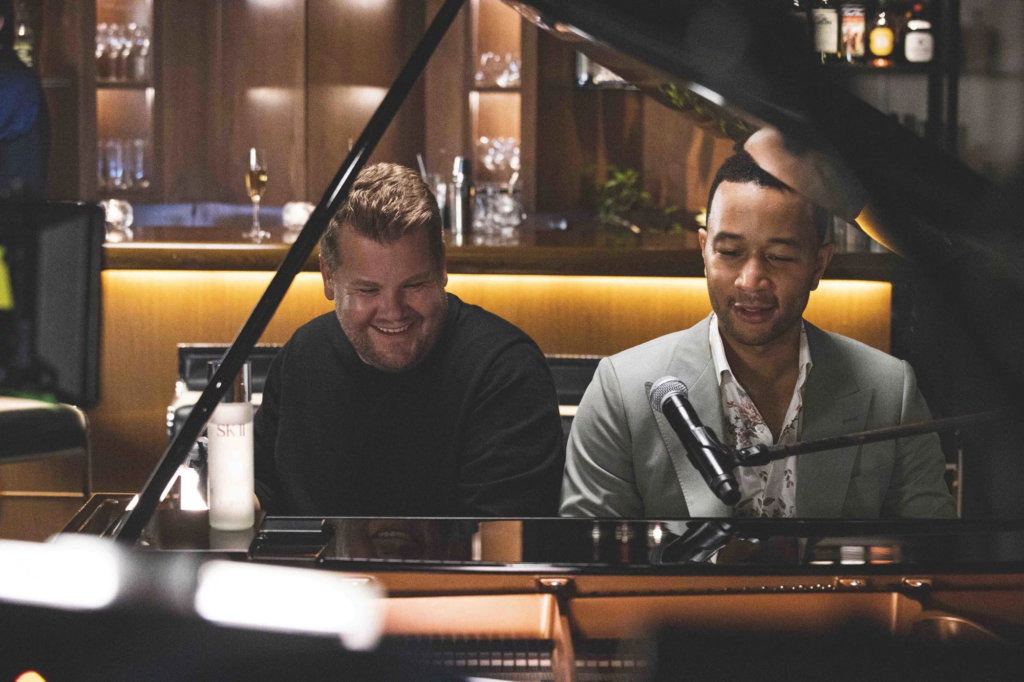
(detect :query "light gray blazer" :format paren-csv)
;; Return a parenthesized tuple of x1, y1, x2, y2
(560, 316, 956, 519)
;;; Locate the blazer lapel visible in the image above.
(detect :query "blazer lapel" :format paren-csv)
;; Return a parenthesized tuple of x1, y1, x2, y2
(796, 325, 872, 517)
(650, 317, 732, 517)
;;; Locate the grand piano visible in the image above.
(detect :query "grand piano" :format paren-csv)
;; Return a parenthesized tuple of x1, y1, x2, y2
(5, 0, 1024, 679)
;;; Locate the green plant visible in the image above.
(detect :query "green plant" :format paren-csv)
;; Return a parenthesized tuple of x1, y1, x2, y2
(595, 166, 685, 233)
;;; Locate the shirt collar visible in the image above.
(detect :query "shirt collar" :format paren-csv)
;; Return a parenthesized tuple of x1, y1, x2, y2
(708, 313, 813, 386)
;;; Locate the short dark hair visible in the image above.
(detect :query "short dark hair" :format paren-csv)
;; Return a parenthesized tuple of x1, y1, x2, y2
(706, 149, 832, 244)
(319, 162, 444, 272)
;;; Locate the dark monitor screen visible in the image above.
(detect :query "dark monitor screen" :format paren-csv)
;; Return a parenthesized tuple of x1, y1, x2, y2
(0, 201, 104, 406)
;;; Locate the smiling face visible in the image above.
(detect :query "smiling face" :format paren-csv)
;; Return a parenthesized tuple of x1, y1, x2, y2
(700, 181, 834, 354)
(320, 224, 448, 373)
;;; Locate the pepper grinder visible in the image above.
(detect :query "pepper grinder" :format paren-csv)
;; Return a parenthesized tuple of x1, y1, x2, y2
(451, 156, 474, 247)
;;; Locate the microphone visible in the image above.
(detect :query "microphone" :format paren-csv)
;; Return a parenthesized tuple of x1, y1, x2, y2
(649, 377, 741, 506)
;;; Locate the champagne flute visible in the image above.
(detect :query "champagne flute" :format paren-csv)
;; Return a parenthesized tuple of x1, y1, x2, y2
(244, 147, 270, 243)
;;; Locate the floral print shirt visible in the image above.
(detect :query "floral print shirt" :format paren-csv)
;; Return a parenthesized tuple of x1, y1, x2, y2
(708, 314, 812, 518)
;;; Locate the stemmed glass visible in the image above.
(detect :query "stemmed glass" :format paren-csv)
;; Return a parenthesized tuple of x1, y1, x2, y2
(244, 147, 270, 243)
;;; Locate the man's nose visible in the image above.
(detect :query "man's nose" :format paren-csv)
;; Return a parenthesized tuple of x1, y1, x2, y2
(377, 288, 407, 318)
(735, 256, 770, 290)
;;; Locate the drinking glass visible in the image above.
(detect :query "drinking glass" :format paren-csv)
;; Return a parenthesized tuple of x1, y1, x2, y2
(244, 147, 270, 243)
(100, 199, 134, 243)
(282, 201, 315, 244)
(105, 139, 125, 190)
(130, 138, 150, 190)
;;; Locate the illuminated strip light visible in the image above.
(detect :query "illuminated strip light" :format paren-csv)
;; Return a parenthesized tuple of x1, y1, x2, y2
(194, 561, 384, 651)
(0, 536, 120, 610)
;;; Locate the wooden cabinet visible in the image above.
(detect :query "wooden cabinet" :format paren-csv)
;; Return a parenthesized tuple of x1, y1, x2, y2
(95, 0, 157, 201)
(32, 1, 965, 221)
(30, 0, 738, 222)
(422, 0, 733, 228)
(35, 0, 426, 205)
(33, 0, 95, 201)
(424, 0, 531, 207)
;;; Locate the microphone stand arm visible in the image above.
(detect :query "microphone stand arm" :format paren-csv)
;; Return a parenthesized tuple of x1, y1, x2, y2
(733, 409, 1013, 468)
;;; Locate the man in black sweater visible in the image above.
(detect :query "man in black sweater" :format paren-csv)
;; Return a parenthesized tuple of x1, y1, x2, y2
(254, 163, 564, 516)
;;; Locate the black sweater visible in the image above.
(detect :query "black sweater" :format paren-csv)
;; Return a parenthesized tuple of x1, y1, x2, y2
(254, 294, 565, 516)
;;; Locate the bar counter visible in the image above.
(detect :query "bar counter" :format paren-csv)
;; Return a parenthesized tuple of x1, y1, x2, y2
(104, 225, 901, 280)
(89, 226, 897, 494)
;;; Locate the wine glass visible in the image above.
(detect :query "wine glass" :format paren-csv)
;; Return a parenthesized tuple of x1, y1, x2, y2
(244, 147, 270, 243)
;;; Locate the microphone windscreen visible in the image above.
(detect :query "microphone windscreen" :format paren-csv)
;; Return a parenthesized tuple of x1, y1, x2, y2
(648, 376, 689, 413)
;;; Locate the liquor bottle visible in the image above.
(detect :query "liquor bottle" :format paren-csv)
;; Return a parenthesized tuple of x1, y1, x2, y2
(841, 3, 867, 63)
(206, 360, 255, 530)
(868, 0, 896, 67)
(903, 2, 934, 64)
(811, 0, 842, 63)
(786, 0, 811, 42)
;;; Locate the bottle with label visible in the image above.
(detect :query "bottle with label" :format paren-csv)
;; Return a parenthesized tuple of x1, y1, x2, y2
(903, 3, 934, 64)
(811, 0, 842, 63)
(868, 0, 896, 68)
(841, 3, 867, 63)
(206, 360, 255, 530)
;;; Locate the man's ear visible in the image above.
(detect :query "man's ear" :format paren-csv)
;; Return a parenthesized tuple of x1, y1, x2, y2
(319, 255, 336, 301)
(698, 228, 709, 276)
(810, 242, 835, 291)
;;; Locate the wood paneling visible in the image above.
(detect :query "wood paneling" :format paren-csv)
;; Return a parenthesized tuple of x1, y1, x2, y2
(96, 0, 150, 26)
(38, 0, 96, 200)
(446, 275, 891, 357)
(306, 0, 425, 196)
(471, 0, 520, 63)
(424, 0, 471, 177)
(88, 268, 890, 493)
(384, 594, 555, 637)
(158, 0, 217, 200)
(569, 593, 914, 639)
(42, 84, 83, 200)
(0, 497, 86, 541)
(101, 237, 903, 281)
(534, 32, 649, 212)
(518, 17, 537, 212)
(214, 0, 306, 204)
(96, 88, 151, 139)
(642, 96, 735, 213)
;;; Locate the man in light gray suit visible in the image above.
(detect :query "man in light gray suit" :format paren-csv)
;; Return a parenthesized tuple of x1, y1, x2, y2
(560, 129, 955, 519)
